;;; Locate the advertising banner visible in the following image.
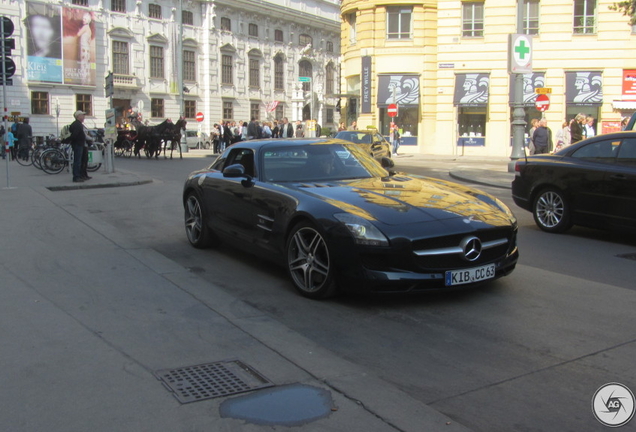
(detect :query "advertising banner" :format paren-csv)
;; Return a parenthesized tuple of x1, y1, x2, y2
(25, 2, 63, 83)
(361, 56, 372, 113)
(622, 70, 636, 100)
(62, 6, 96, 86)
(377, 74, 420, 108)
(454, 73, 490, 106)
(25, 2, 96, 86)
(565, 71, 603, 106)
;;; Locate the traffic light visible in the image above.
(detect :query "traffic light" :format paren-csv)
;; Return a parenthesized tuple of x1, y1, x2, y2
(1, 16, 15, 86)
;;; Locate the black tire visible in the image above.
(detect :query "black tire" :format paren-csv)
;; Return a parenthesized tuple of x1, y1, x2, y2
(87, 163, 101, 172)
(532, 187, 572, 233)
(123, 140, 133, 158)
(184, 192, 213, 248)
(286, 221, 337, 299)
(204, 141, 211, 150)
(15, 146, 34, 166)
(40, 149, 66, 174)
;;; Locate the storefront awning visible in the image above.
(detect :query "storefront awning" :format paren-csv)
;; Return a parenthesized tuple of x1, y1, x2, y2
(612, 100, 636, 110)
(509, 72, 545, 106)
(377, 74, 420, 108)
(565, 71, 603, 106)
(454, 73, 490, 107)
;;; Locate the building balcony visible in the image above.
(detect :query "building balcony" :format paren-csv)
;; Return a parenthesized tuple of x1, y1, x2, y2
(113, 74, 141, 90)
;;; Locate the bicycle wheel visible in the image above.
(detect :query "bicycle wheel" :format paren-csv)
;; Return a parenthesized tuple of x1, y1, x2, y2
(40, 149, 66, 174)
(32, 147, 45, 170)
(15, 146, 34, 166)
(87, 162, 101, 172)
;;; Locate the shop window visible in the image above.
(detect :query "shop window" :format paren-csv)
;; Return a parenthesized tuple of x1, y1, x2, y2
(379, 107, 419, 137)
(458, 107, 487, 137)
(462, 2, 484, 37)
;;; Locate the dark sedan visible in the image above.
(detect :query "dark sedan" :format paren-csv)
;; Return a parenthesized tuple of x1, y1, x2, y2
(512, 132, 636, 233)
(183, 139, 518, 299)
(334, 130, 392, 161)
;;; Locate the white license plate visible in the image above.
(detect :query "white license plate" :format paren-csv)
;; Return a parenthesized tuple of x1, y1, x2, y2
(445, 264, 496, 286)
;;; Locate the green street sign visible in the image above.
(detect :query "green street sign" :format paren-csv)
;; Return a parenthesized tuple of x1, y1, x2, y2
(508, 34, 532, 74)
(299, 77, 311, 82)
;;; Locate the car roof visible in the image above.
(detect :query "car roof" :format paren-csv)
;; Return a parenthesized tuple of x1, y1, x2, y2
(228, 138, 351, 151)
(336, 130, 377, 135)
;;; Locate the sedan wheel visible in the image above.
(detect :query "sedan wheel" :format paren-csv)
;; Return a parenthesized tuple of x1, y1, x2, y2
(286, 222, 337, 299)
(184, 192, 213, 248)
(532, 188, 572, 233)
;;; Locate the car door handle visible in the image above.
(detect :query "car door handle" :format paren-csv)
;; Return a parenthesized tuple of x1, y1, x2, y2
(609, 174, 627, 181)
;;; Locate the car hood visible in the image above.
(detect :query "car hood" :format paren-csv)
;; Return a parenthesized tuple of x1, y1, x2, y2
(288, 174, 514, 226)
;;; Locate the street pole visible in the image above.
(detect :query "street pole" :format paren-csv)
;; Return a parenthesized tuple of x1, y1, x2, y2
(55, 98, 60, 135)
(509, 0, 527, 172)
(178, 0, 188, 153)
(1, 17, 10, 189)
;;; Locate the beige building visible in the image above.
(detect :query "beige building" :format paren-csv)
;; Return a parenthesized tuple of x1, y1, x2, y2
(340, 0, 636, 156)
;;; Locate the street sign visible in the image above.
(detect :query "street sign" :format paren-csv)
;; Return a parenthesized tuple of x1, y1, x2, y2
(508, 34, 532, 74)
(387, 103, 398, 117)
(195, 112, 204, 122)
(299, 77, 311, 82)
(535, 87, 552, 94)
(3, 58, 14, 77)
(105, 72, 114, 97)
(1, 16, 13, 36)
(535, 94, 550, 112)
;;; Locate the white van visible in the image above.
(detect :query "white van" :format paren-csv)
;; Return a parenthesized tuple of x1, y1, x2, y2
(185, 130, 210, 149)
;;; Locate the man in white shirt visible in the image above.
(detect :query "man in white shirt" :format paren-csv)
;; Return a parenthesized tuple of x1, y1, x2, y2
(585, 116, 595, 138)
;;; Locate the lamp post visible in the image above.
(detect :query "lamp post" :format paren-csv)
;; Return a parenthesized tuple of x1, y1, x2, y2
(509, 1, 527, 172)
(178, 0, 188, 153)
(55, 98, 60, 136)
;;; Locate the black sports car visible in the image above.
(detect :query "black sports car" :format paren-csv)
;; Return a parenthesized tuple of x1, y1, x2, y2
(512, 132, 636, 233)
(334, 130, 392, 161)
(183, 139, 518, 299)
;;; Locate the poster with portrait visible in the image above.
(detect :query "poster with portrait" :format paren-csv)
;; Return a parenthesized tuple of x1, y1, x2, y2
(62, 7, 96, 86)
(25, 2, 63, 83)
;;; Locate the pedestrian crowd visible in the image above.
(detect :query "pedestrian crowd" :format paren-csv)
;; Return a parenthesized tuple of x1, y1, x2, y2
(207, 117, 325, 153)
(527, 113, 598, 155)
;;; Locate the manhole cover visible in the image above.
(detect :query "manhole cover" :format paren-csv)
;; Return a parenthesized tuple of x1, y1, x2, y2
(155, 360, 274, 404)
(617, 253, 636, 261)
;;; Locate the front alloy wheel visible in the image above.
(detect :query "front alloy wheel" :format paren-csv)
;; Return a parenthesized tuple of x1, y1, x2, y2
(533, 188, 572, 233)
(286, 222, 337, 299)
(184, 192, 212, 248)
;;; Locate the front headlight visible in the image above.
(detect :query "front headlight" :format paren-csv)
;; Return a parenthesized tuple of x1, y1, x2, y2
(334, 213, 389, 246)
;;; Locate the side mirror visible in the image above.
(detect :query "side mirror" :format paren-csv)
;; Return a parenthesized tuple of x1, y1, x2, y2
(381, 157, 395, 169)
(223, 163, 254, 187)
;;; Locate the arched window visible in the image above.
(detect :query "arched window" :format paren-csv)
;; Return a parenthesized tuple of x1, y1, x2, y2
(274, 55, 284, 91)
(299, 60, 312, 92)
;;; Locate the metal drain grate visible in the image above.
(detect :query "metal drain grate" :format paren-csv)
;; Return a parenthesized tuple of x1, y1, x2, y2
(617, 253, 636, 261)
(155, 360, 274, 404)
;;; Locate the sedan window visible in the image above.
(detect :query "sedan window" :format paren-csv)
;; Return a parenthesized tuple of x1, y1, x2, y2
(617, 138, 636, 166)
(571, 140, 618, 164)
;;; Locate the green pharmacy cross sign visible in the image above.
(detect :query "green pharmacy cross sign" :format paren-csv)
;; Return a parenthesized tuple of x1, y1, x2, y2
(508, 34, 532, 74)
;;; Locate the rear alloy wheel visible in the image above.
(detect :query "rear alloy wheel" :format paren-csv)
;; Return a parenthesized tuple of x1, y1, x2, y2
(286, 222, 337, 299)
(184, 192, 213, 248)
(532, 188, 572, 233)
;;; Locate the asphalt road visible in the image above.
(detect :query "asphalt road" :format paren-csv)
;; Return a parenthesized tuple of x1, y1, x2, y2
(80, 155, 636, 431)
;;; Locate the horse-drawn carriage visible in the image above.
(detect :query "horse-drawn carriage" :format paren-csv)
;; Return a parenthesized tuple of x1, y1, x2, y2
(116, 113, 187, 160)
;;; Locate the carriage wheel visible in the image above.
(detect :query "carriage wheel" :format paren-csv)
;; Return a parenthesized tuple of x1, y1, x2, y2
(123, 140, 133, 158)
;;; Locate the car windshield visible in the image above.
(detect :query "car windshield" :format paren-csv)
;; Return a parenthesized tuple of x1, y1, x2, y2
(335, 131, 373, 144)
(262, 143, 388, 182)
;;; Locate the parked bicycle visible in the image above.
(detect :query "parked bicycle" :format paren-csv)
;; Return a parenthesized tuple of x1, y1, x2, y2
(39, 142, 103, 175)
(15, 138, 35, 167)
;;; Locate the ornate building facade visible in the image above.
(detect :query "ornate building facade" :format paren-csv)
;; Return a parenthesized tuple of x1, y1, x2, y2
(2, 0, 341, 138)
(340, 0, 636, 156)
